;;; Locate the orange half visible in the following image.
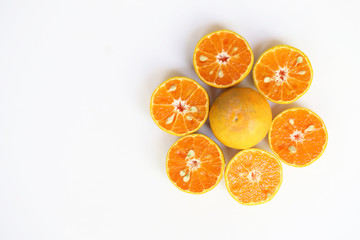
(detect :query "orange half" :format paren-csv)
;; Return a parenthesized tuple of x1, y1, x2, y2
(150, 77, 209, 136)
(193, 30, 254, 88)
(269, 107, 328, 167)
(225, 148, 282, 205)
(253, 45, 313, 104)
(166, 134, 225, 194)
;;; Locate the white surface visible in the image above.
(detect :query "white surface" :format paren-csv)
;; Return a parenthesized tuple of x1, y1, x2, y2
(1, 0, 360, 239)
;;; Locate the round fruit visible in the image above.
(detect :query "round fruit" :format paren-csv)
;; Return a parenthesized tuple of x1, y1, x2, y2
(253, 45, 313, 104)
(193, 30, 254, 88)
(166, 134, 225, 194)
(150, 76, 209, 136)
(209, 87, 272, 149)
(225, 148, 283, 205)
(269, 107, 328, 167)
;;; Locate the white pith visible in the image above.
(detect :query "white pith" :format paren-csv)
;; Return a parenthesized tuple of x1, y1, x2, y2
(274, 67, 289, 84)
(263, 67, 290, 85)
(216, 51, 231, 65)
(290, 130, 305, 143)
(187, 158, 201, 171)
(172, 99, 189, 114)
(247, 169, 261, 182)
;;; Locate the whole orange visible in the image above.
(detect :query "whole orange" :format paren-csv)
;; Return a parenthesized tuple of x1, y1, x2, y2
(209, 87, 272, 149)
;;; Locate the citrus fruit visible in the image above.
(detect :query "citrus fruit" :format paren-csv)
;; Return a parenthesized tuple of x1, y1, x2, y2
(209, 87, 272, 149)
(166, 134, 225, 194)
(150, 77, 209, 136)
(225, 148, 282, 205)
(253, 45, 313, 104)
(269, 107, 328, 167)
(193, 30, 254, 88)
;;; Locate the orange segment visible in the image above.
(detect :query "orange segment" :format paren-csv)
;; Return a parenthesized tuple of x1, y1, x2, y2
(166, 134, 225, 194)
(253, 45, 313, 104)
(225, 149, 282, 205)
(269, 108, 328, 167)
(193, 30, 254, 88)
(150, 77, 209, 136)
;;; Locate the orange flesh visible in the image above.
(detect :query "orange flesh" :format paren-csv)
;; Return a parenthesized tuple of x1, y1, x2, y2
(253, 46, 312, 103)
(269, 108, 327, 166)
(194, 30, 253, 87)
(225, 149, 282, 204)
(166, 134, 224, 194)
(151, 77, 209, 136)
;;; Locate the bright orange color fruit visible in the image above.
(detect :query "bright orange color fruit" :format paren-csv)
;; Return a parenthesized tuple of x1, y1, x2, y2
(209, 87, 272, 149)
(253, 45, 313, 104)
(269, 107, 328, 167)
(166, 134, 225, 194)
(150, 77, 209, 136)
(225, 148, 282, 205)
(193, 30, 254, 88)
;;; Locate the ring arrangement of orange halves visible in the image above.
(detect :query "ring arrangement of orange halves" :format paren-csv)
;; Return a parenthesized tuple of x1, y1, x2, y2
(150, 30, 328, 205)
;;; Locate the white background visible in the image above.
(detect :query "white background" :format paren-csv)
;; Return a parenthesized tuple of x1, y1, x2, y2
(1, 0, 360, 239)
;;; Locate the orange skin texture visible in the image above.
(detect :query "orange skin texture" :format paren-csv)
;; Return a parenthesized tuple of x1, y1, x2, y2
(209, 87, 272, 149)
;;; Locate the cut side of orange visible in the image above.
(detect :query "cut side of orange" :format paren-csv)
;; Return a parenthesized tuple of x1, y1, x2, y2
(193, 30, 254, 88)
(166, 134, 225, 194)
(269, 107, 328, 167)
(225, 148, 282, 205)
(150, 77, 209, 136)
(253, 45, 313, 104)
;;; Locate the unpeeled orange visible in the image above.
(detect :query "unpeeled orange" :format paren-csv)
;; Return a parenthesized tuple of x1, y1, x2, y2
(209, 87, 272, 149)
